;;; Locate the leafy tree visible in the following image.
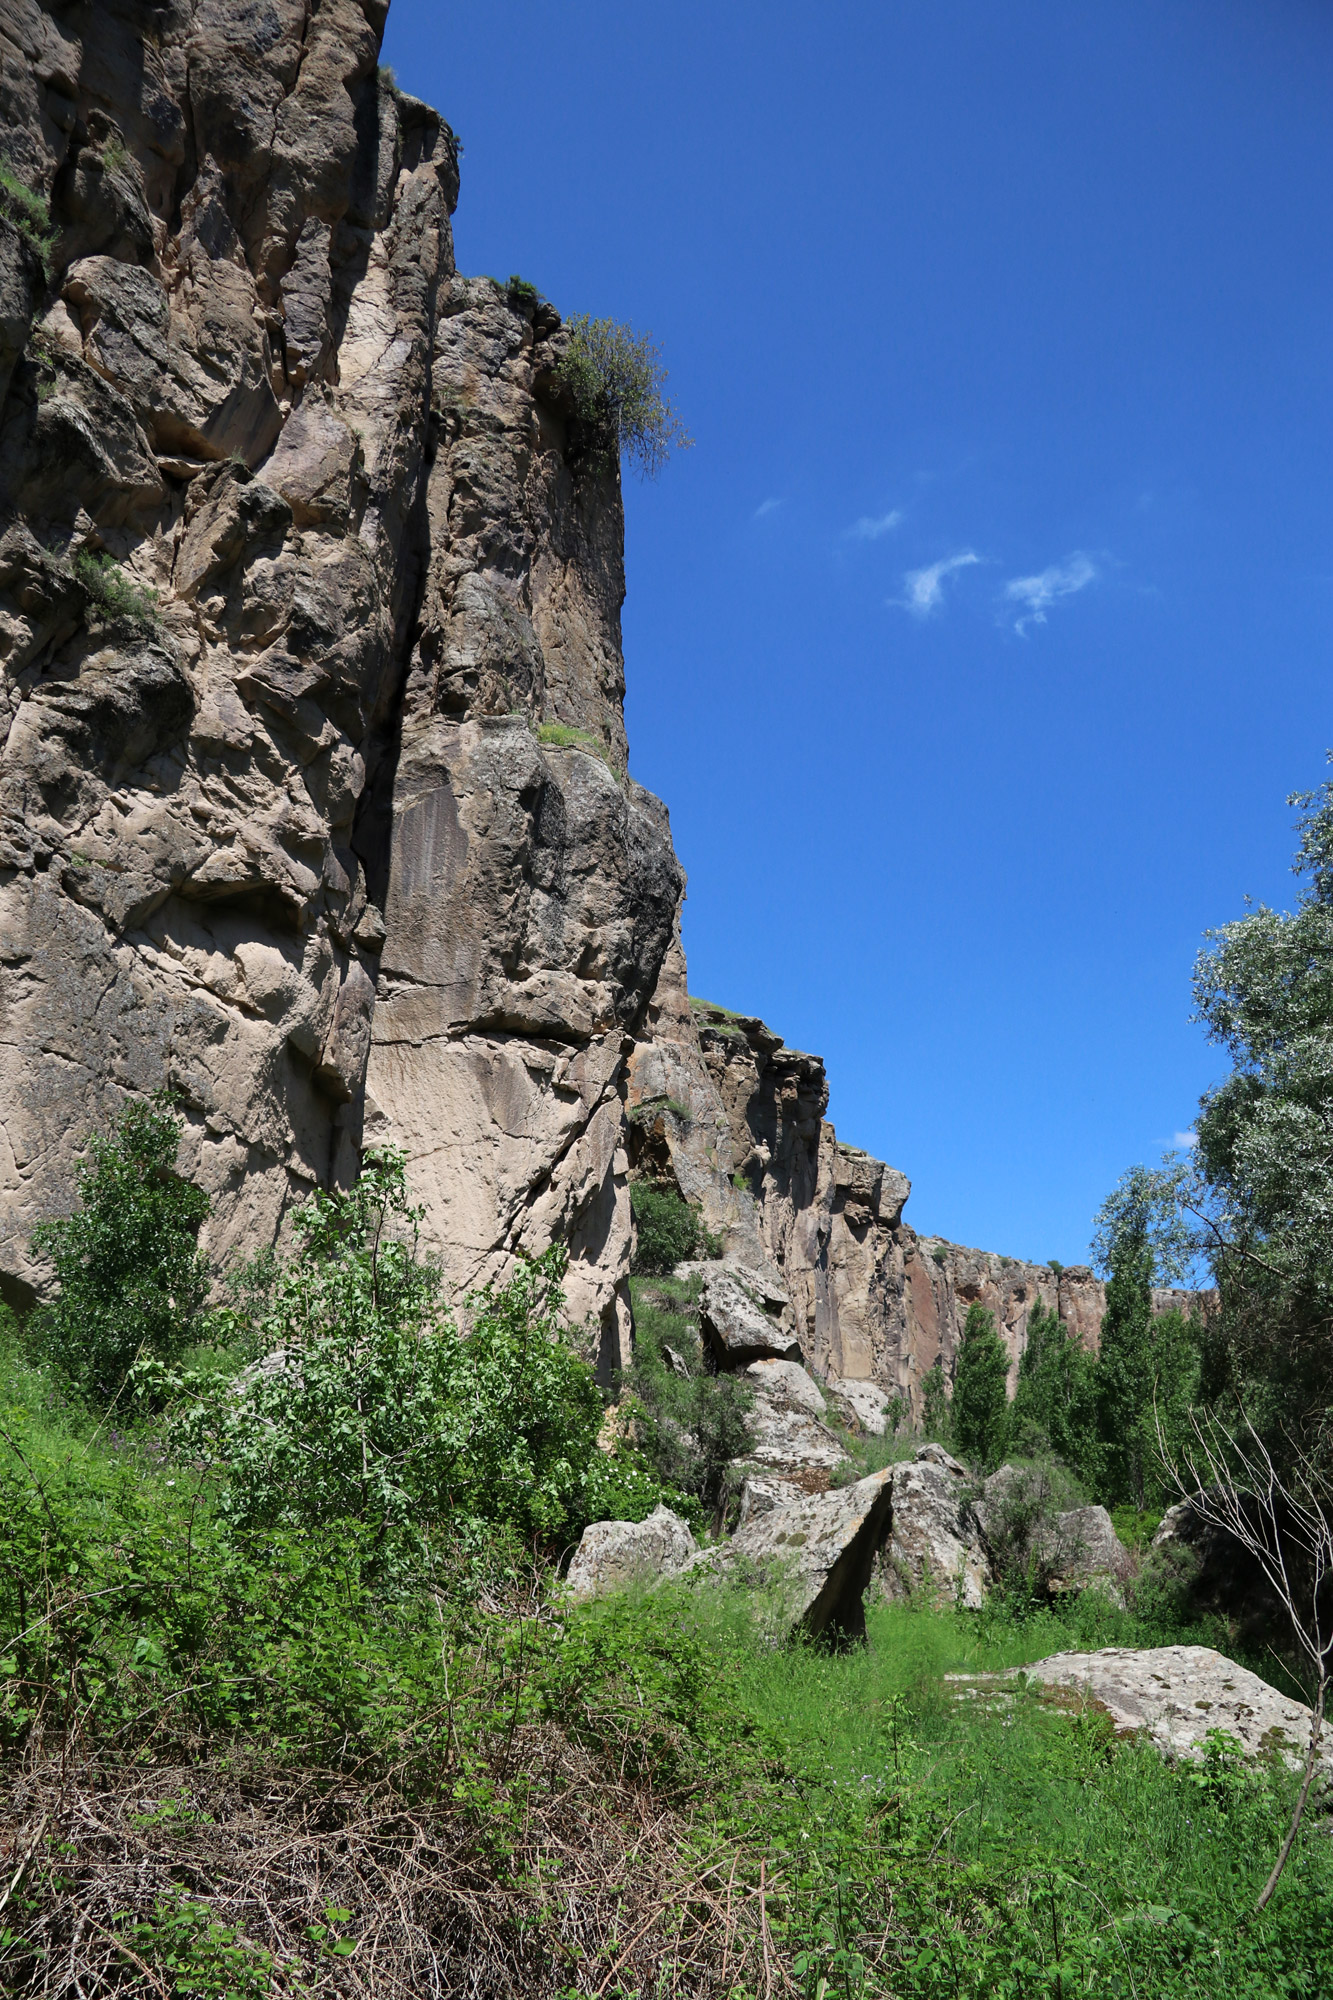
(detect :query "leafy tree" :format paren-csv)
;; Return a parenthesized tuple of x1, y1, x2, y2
(204, 1151, 604, 1568)
(920, 1359, 950, 1441)
(950, 1304, 1010, 1469)
(558, 315, 692, 477)
(1181, 762, 1333, 1460)
(1092, 1166, 1199, 1507)
(1009, 1296, 1100, 1482)
(31, 1093, 209, 1405)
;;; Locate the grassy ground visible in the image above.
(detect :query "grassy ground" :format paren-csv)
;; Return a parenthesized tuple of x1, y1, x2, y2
(2, 1331, 1330, 1997)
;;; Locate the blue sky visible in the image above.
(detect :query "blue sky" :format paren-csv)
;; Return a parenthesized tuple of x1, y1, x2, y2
(383, 0, 1333, 1266)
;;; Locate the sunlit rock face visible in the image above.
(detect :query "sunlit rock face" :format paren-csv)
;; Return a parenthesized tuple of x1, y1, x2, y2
(0, 0, 680, 1360)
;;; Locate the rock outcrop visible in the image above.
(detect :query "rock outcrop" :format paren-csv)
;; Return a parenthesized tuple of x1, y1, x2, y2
(0, 0, 677, 1364)
(878, 1445, 991, 1610)
(0, 0, 1201, 1415)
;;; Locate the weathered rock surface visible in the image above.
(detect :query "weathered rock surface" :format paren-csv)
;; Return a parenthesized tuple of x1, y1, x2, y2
(697, 1265, 801, 1368)
(879, 1445, 991, 1609)
(565, 1505, 697, 1601)
(686, 1468, 895, 1643)
(975, 1646, 1330, 1776)
(827, 1377, 892, 1435)
(0, 1, 678, 1360)
(975, 1466, 1131, 1601)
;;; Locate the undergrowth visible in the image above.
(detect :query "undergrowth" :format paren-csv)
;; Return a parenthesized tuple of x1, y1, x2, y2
(73, 550, 163, 637)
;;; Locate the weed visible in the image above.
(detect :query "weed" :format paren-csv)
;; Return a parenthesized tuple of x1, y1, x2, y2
(506, 273, 540, 306)
(535, 719, 619, 774)
(72, 549, 163, 637)
(0, 153, 53, 271)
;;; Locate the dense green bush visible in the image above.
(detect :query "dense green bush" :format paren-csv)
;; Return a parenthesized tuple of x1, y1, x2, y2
(73, 548, 162, 635)
(0, 152, 53, 269)
(1008, 1294, 1100, 1477)
(626, 1277, 754, 1529)
(630, 1180, 715, 1274)
(30, 1093, 209, 1406)
(190, 1151, 606, 1565)
(558, 314, 692, 478)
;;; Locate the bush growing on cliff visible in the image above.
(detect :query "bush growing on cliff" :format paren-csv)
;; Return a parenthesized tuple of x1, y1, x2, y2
(630, 1181, 715, 1274)
(558, 315, 692, 478)
(73, 548, 162, 636)
(31, 1093, 209, 1406)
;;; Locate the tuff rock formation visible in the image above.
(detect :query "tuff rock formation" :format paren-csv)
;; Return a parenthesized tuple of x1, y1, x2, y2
(565, 1504, 697, 1602)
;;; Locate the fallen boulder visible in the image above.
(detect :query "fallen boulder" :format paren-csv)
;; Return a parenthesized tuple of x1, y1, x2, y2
(827, 1378, 893, 1435)
(879, 1445, 991, 1609)
(976, 1466, 1131, 1603)
(698, 1265, 802, 1367)
(686, 1467, 895, 1643)
(746, 1357, 827, 1415)
(565, 1505, 697, 1602)
(967, 1645, 1331, 1777)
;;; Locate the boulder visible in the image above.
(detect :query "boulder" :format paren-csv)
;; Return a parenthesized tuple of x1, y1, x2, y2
(686, 1468, 895, 1643)
(698, 1265, 803, 1367)
(827, 1378, 892, 1435)
(736, 1474, 798, 1526)
(973, 1645, 1332, 1777)
(745, 1357, 826, 1415)
(1045, 1505, 1130, 1601)
(880, 1445, 991, 1609)
(976, 1466, 1131, 1602)
(565, 1505, 697, 1602)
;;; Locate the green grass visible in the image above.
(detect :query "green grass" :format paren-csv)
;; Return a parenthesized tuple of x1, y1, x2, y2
(3, 1331, 1330, 1997)
(535, 719, 621, 774)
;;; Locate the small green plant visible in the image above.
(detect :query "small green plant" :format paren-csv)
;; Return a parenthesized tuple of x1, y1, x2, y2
(557, 315, 692, 478)
(507, 273, 540, 305)
(30, 1092, 210, 1407)
(115, 1894, 287, 1999)
(73, 549, 162, 636)
(930, 1242, 949, 1265)
(101, 132, 128, 175)
(378, 62, 397, 89)
(535, 720, 620, 774)
(0, 153, 54, 270)
(628, 1094, 693, 1128)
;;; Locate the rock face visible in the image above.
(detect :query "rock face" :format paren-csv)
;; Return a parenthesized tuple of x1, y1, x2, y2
(686, 1467, 895, 1644)
(980, 1646, 1330, 1777)
(0, 0, 677, 1360)
(565, 1505, 697, 1602)
(879, 1446, 991, 1610)
(629, 1002, 1204, 1421)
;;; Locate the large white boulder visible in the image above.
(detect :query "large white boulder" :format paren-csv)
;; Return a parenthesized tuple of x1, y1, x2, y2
(686, 1467, 895, 1642)
(975, 1645, 1332, 1776)
(880, 1445, 991, 1609)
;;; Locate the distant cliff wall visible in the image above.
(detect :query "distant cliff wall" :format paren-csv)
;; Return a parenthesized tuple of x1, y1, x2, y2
(629, 1001, 1198, 1406)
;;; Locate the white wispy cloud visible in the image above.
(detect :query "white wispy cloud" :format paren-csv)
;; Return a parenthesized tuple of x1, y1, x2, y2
(1174, 1131, 1198, 1149)
(894, 551, 981, 617)
(847, 509, 903, 541)
(1003, 552, 1097, 634)
(753, 497, 783, 519)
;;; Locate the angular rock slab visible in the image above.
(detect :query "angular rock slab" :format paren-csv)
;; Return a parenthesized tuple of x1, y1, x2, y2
(881, 1447, 991, 1610)
(686, 1467, 894, 1643)
(827, 1377, 892, 1435)
(746, 1357, 827, 1415)
(699, 1265, 802, 1367)
(981, 1645, 1331, 1777)
(565, 1505, 697, 1602)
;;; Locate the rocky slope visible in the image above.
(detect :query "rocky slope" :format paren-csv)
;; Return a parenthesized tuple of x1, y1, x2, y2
(0, 0, 1185, 1407)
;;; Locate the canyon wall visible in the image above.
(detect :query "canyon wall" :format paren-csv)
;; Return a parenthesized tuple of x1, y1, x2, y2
(0, 0, 1183, 1403)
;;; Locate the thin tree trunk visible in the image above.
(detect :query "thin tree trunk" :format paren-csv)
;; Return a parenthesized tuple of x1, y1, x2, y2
(1255, 1677, 1326, 1912)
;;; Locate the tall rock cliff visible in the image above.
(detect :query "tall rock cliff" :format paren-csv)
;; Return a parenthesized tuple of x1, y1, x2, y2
(0, 0, 677, 1366)
(0, 0, 1184, 1399)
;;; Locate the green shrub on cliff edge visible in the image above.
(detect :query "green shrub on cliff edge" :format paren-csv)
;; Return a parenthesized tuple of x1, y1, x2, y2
(558, 314, 693, 477)
(73, 548, 163, 636)
(0, 152, 53, 269)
